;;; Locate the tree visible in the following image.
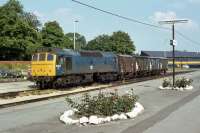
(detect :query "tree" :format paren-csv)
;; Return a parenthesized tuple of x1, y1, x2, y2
(85, 34, 113, 51)
(85, 31, 136, 55)
(65, 33, 86, 50)
(111, 31, 135, 55)
(63, 34, 73, 49)
(21, 12, 41, 30)
(0, 0, 41, 60)
(41, 21, 65, 48)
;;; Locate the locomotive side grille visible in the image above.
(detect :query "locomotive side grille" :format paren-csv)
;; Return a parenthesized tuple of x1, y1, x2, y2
(80, 51, 103, 57)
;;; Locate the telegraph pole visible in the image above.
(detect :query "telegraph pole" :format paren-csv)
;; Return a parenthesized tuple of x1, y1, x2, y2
(159, 19, 188, 88)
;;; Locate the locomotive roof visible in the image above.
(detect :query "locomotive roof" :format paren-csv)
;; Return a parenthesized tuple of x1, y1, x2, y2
(36, 48, 167, 59)
(36, 47, 116, 58)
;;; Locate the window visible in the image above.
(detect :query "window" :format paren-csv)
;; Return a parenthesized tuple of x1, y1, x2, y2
(65, 57, 72, 70)
(32, 54, 38, 61)
(39, 53, 46, 61)
(104, 59, 107, 64)
(59, 57, 64, 65)
(90, 60, 94, 65)
(47, 54, 54, 61)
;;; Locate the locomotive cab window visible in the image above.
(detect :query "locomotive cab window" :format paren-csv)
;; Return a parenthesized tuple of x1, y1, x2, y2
(39, 53, 46, 61)
(57, 56, 64, 65)
(47, 54, 54, 61)
(57, 56, 72, 71)
(32, 54, 38, 61)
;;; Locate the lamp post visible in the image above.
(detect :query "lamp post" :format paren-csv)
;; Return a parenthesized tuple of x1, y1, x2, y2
(159, 19, 188, 88)
(73, 20, 79, 50)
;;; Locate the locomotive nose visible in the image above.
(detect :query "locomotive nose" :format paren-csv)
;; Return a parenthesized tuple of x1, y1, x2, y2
(31, 53, 56, 77)
(31, 63, 55, 76)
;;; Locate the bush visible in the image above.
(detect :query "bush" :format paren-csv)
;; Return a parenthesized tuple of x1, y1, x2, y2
(162, 79, 172, 87)
(175, 77, 193, 88)
(66, 89, 138, 117)
(162, 77, 193, 88)
(0, 63, 30, 79)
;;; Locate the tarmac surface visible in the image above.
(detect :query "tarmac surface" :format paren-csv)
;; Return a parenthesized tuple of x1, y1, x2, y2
(143, 94, 200, 133)
(0, 81, 34, 94)
(0, 71, 199, 133)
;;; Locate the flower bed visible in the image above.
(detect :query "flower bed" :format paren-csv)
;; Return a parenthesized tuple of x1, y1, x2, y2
(159, 77, 193, 91)
(60, 89, 144, 125)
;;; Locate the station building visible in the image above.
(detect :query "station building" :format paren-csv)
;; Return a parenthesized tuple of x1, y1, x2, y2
(141, 51, 200, 68)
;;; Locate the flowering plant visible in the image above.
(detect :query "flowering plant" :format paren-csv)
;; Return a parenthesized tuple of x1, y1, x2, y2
(66, 89, 138, 117)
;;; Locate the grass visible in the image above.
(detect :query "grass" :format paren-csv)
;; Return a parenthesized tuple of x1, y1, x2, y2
(19, 89, 56, 96)
(1, 89, 57, 99)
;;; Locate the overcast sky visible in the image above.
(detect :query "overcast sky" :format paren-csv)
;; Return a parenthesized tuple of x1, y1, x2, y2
(0, 0, 200, 52)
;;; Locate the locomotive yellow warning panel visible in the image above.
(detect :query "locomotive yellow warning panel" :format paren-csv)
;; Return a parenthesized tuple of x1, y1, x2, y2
(31, 52, 56, 76)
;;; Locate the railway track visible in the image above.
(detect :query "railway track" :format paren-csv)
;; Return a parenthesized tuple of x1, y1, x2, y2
(0, 70, 194, 99)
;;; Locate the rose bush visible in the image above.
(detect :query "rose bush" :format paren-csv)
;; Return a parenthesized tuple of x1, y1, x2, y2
(66, 89, 139, 117)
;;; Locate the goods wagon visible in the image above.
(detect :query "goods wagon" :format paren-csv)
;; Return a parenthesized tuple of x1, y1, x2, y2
(117, 55, 136, 79)
(149, 57, 161, 75)
(135, 56, 149, 76)
(160, 58, 168, 74)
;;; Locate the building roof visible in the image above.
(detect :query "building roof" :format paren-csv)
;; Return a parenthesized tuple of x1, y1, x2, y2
(141, 51, 200, 58)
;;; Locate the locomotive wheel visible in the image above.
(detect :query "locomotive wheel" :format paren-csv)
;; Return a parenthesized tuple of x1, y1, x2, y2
(40, 82, 46, 89)
(46, 82, 53, 89)
(52, 82, 59, 89)
(37, 81, 48, 89)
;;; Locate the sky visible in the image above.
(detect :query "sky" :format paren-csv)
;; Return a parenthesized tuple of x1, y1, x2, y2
(0, 0, 200, 53)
